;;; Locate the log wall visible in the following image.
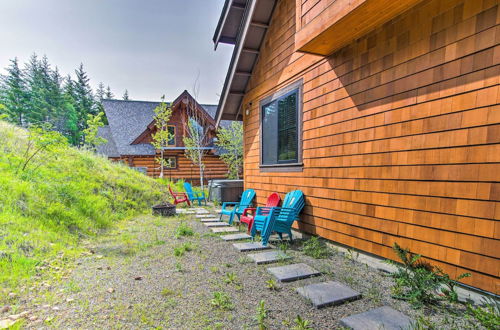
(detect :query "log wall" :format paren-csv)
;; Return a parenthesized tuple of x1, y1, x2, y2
(112, 150, 229, 184)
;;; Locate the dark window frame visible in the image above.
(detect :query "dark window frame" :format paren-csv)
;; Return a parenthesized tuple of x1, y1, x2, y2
(259, 79, 303, 172)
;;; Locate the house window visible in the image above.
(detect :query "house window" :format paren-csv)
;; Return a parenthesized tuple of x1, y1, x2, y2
(164, 156, 177, 169)
(260, 81, 302, 168)
(168, 125, 176, 146)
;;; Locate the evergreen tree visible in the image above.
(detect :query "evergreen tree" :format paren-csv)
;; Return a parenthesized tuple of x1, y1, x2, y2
(62, 75, 80, 144)
(123, 89, 129, 100)
(24, 54, 47, 124)
(105, 85, 114, 99)
(73, 63, 96, 135)
(95, 82, 105, 101)
(0, 58, 28, 125)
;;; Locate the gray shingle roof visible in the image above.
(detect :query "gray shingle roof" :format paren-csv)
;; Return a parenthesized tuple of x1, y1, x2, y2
(97, 99, 224, 157)
(96, 126, 120, 157)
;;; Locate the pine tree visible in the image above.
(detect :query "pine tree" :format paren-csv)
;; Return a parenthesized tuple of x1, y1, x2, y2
(0, 58, 28, 125)
(24, 54, 49, 124)
(105, 86, 114, 99)
(123, 89, 129, 100)
(95, 82, 105, 101)
(62, 75, 80, 144)
(74, 63, 96, 136)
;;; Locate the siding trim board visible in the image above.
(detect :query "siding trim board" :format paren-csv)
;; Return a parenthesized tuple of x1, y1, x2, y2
(214, 0, 500, 293)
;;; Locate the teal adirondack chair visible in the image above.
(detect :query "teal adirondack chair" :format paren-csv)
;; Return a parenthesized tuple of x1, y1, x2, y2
(219, 189, 256, 225)
(251, 190, 305, 246)
(184, 182, 206, 206)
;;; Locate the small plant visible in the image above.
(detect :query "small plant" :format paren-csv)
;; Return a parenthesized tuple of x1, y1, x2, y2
(293, 315, 313, 330)
(224, 272, 238, 285)
(161, 288, 175, 297)
(266, 279, 280, 291)
(345, 248, 359, 262)
(388, 243, 471, 308)
(255, 300, 268, 330)
(175, 222, 194, 238)
(408, 315, 437, 330)
(173, 242, 193, 257)
(438, 269, 471, 303)
(238, 256, 252, 264)
(210, 266, 219, 273)
(210, 291, 233, 310)
(302, 237, 330, 259)
(467, 297, 500, 329)
(175, 261, 183, 272)
(278, 241, 289, 253)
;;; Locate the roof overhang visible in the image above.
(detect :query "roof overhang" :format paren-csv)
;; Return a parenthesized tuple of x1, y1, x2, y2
(213, 0, 277, 125)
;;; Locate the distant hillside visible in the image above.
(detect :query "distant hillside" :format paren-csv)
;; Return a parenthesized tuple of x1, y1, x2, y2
(0, 121, 165, 292)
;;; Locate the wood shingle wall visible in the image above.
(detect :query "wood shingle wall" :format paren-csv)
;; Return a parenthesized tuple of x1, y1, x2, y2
(242, 0, 500, 293)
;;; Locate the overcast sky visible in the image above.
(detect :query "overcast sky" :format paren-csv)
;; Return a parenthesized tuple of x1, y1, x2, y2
(0, 0, 233, 104)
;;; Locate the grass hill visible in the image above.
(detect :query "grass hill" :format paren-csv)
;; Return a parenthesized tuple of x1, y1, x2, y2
(0, 121, 166, 295)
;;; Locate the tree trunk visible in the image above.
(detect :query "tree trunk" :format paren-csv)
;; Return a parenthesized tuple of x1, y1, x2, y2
(159, 149, 164, 178)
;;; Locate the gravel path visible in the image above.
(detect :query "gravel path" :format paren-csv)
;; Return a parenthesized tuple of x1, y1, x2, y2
(10, 209, 479, 329)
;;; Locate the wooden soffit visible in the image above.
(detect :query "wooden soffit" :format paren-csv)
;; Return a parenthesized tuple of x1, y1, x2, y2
(295, 0, 424, 56)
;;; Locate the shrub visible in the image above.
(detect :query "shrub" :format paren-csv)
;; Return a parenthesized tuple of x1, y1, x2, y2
(389, 243, 471, 307)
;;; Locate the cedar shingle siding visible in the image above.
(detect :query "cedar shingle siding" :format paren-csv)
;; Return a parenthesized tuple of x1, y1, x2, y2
(236, 0, 500, 293)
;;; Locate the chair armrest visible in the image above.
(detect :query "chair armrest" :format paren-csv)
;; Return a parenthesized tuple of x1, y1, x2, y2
(221, 202, 239, 210)
(255, 206, 274, 216)
(242, 207, 256, 217)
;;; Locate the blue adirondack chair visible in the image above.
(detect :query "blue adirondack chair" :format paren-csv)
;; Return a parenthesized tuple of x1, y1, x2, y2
(219, 189, 256, 225)
(251, 190, 305, 246)
(184, 182, 206, 206)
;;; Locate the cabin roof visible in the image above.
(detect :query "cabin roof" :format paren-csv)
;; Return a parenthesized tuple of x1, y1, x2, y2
(213, 0, 277, 125)
(96, 92, 225, 157)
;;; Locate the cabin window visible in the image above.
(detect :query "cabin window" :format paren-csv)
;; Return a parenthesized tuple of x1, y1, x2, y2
(164, 156, 177, 169)
(168, 125, 176, 146)
(260, 80, 302, 169)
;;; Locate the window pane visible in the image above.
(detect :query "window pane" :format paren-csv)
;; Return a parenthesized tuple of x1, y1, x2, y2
(168, 126, 175, 146)
(262, 101, 278, 164)
(277, 91, 298, 163)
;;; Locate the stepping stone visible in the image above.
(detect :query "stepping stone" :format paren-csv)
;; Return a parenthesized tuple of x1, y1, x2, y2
(211, 227, 239, 233)
(233, 242, 271, 252)
(203, 222, 229, 227)
(195, 214, 212, 218)
(220, 233, 252, 241)
(267, 263, 320, 282)
(200, 218, 220, 222)
(340, 306, 413, 330)
(296, 281, 361, 308)
(248, 250, 291, 264)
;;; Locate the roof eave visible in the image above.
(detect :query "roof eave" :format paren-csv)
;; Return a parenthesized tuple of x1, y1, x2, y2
(214, 0, 276, 126)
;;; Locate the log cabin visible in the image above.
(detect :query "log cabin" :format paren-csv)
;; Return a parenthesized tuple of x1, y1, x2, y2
(213, 0, 500, 294)
(97, 90, 231, 183)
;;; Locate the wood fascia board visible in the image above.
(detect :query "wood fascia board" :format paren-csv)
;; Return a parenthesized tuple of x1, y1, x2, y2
(295, 0, 423, 56)
(216, 0, 258, 125)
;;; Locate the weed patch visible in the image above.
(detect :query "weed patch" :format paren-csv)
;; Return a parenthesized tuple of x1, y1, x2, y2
(302, 236, 331, 259)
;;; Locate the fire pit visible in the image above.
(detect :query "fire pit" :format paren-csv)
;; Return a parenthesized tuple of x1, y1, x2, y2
(152, 203, 176, 217)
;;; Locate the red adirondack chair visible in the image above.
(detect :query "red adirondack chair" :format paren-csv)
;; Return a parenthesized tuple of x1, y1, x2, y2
(169, 185, 191, 206)
(240, 192, 281, 233)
